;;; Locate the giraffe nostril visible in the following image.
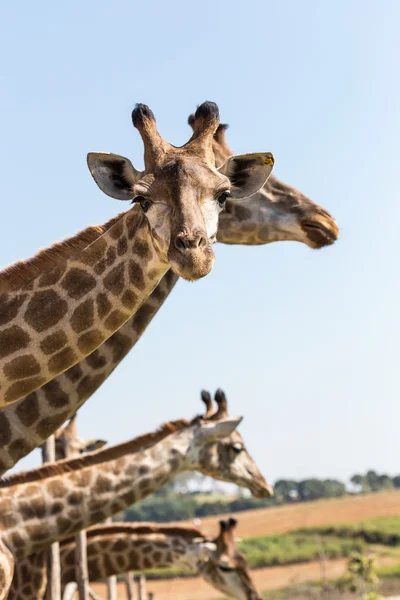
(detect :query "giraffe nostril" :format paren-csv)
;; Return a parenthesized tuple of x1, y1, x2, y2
(174, 232, 207, 252)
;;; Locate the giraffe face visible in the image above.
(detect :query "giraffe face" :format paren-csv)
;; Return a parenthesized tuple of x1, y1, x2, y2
(219, 175, 339, 248)
(131, 155, 230, 281)
(88, 102, 274, 281)
(205, 121, 339, 249)
(186, 418, 273, 498)
(200, 518, 262, 600)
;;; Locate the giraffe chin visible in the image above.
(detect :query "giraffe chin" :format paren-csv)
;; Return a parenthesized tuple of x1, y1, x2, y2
(168, 247, 215, 281)
(248, 481, 274, 499)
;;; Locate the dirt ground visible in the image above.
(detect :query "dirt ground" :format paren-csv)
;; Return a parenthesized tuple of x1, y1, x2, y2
(89, 556, 398, 600)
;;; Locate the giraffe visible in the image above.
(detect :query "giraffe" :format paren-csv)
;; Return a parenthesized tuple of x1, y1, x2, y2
(9, 519, 260, 600)
(51, 414, 107, 460)
(198, 517, 261, 600)
(0, 391, 272, 599)
(0, 101, 274, 408)
(208, 120, 338, 248)
(0, 122, 338, 475)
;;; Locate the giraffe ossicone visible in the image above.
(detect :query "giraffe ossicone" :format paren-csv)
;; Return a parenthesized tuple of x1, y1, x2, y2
(0, 102, 274, 408)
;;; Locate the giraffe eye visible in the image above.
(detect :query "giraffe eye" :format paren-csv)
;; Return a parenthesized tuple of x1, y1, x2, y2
(136, 196, 152, 212)
(232, 443, 243, 454)
(216, 190, 230, 208)
(218, 564, 235, 572)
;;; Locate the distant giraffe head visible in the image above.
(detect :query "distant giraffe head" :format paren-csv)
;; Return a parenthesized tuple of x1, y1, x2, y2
(185, 390, 273, 498)
(88, 102, 274, 281)
(200, 517, 261, 600)
(188, 114, 339, 249)
(51, 415, 107, 460)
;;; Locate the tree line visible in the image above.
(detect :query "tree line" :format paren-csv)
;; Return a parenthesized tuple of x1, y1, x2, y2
(123, 470, 400, 523)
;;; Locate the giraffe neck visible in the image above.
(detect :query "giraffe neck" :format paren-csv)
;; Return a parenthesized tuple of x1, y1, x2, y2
(0, 428, 193, 559)
(60, 524, 202, 584)
(0, 207, 169, 408)
(9, 524, 205, 600)
(0, 269, 179, 475)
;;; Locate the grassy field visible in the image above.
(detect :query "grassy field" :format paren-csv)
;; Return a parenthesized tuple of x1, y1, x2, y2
(179, 490, 400, 538)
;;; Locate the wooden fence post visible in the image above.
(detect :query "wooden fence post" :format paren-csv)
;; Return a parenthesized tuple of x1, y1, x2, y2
(42, 436, 61, 600)
(138, 575, 147, 600)
(125, 572, 135, 600)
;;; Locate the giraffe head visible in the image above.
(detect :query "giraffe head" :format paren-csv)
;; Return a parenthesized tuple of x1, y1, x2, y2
(200, 518, 261, 600)
(87, 103, 274, 281)
(52, 415, 107, 460)
(184, 390, 272, 498)
(188, 116, 339, 249)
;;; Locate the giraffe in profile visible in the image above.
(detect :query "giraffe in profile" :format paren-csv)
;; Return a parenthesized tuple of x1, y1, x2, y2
(0, 391, 272, 598)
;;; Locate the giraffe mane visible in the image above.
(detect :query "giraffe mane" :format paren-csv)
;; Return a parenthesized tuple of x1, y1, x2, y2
(0, 419, 191, 488)
(0, 213, 124, 293)
(60, 523, 204, 546)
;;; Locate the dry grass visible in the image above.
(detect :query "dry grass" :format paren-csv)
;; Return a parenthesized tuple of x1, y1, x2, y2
(178, 491, 400, 539)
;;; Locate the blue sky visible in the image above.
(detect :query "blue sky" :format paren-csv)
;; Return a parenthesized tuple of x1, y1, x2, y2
(1, 1, 399, 485)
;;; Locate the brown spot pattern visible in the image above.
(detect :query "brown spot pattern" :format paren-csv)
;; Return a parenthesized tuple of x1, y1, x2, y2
(128, 261, 146, 290)
(8, 438, 33, 461)
(77, 329, 104, 354)
(121, 289, 137, 309)
(5, 376, 46, 405)
(76, 373, 105, 400)
(36, 411, 69, 438)
(48, 347, 77, 374)
(4, 355, 41, 380)
(15, 393, 40, 426)
(86, 350, 107, 370)
(65, 363, 83, 383)
(104, 263, 125, 296)
(108, 219, 124, 240)
(71, 298, 95, 333)
(24, 289, 68, 332)
(38, 264, 67, 287)
(117, 236, 128, 256)
(61, 268, 96, 300)
(104, 247, 116, 268)
(43, 379, 69, 408)
(132, 238, 150, 259)
(47, 480, 67, 497)
(40, 330, 68, 355)
(96, 292, 112, 318)
(104, 309, 126, 331)
(94, 258, 106, 275)
(0, 293, 28, 326)
(0, 325, 31, 359)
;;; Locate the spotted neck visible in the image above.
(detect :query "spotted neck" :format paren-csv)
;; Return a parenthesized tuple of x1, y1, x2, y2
(0, 207, 169, 409)
(0, 426, 197, 560)
(9, 524, 210, 600)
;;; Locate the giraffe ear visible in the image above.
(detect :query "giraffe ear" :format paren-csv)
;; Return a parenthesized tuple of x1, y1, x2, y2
(218, 152, 274, 199)
(199, 416, 243, 441)
(82, 439, 107, 453)
(87, 152, 143, 200)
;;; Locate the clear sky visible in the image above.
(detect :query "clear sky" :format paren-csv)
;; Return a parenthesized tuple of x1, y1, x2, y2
(1, 1, 399, 486)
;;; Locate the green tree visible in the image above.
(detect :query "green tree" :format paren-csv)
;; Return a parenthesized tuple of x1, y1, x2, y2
(274, 480, 298, 502)
(298, 479, 326, 502)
